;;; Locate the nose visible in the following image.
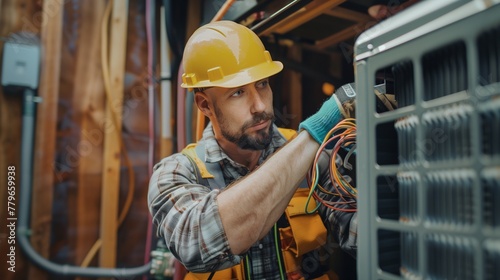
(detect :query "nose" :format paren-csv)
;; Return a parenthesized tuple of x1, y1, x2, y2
(249, 86, 266, 114)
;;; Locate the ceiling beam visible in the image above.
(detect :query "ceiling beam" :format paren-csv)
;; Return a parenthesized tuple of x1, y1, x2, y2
(324, 6, 372, 23)
(259, 0, 345, 36)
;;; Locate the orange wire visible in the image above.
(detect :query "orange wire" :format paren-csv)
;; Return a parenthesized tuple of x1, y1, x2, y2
(308, 119, 357, 212)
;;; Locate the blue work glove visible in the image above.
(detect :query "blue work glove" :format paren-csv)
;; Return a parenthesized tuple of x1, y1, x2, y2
(299, 83, 356, 143)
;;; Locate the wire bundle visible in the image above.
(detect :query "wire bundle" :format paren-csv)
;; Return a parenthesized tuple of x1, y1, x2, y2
(306, 118, 357, 213)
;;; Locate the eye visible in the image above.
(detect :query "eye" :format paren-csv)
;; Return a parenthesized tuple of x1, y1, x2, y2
(256, 79, 269, 89)
(230, 89, 244, 97)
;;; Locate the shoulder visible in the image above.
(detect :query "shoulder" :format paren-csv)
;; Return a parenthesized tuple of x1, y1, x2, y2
(151, 152, 198, 184)
(154, 151, 192, 169)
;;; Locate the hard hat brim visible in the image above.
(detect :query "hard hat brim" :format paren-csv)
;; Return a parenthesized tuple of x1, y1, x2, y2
(181, 61, 283, 89)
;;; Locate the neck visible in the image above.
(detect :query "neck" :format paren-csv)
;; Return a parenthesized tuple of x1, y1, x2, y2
(217, 138, 262, 171)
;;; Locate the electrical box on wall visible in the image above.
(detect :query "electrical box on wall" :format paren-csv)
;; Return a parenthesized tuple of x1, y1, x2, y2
(1, 36, 41, 91)
(355, 0, 500, 279)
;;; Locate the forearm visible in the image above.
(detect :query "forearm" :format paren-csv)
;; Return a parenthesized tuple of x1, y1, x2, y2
(217, 130, 320, 254)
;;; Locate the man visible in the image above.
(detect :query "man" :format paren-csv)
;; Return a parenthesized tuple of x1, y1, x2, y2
(148, 20, 357, 279)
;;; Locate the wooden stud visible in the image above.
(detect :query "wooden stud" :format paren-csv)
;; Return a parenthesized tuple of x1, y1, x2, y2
(71, 0, 106, 271)
(99, 0, 129, 269)
(28, 0, 64, 280)
(283, 44, 302, 130)
(186, 0, 203, 141)
(186, 0, 202, 39)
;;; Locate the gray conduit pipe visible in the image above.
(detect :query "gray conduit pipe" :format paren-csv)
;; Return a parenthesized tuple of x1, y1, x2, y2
(17, 88, 151, 278)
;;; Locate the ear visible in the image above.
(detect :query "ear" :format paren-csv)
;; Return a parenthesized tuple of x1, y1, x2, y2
(194, 91, 213, 117)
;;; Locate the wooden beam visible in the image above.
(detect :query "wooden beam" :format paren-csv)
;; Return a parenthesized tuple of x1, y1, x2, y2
(186, 0, 203, 142)
(315, 21, 374, 49)
(260, 0, 345, 36)
(324, 6, 372, 23)
(71, 0, 106, 271)
(186, 0, 202, 38)
(29, 0, 64, 280)
(99, 0, 129, 268)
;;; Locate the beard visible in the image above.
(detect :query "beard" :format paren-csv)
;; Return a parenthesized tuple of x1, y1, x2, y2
(214, 105, 274, 150)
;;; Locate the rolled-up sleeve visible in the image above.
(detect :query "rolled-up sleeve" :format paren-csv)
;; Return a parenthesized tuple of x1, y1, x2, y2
(148, 153, 241, 272)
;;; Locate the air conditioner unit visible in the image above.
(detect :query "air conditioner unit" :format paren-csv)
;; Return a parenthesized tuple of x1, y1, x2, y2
(354, 0, 500, 279)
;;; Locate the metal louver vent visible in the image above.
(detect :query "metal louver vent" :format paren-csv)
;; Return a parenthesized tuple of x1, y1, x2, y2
(392, 61, 415, 107)
(422, 41, 468, 100)
(394, 115, 418, 165)
(377, 175, 399, 220)
(422, 104, 473, 162)
(378, 230, 401, 275)
(398, 171, 418, 223)
(482, 168, 500, 228)
(426, 170, 474, 226)
(426, 234, 475, 279)
(400, 232, 418, 278)
(480, 100, 500, 156)
(485, 240, 500, 280)
(478, 24, 500, 86)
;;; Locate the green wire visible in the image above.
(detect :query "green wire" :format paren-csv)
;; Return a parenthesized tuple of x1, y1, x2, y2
(245, 255, 251, 280)
(273, 224, 286, 280)
(305, 164, 321, 214)
(335, 170, 357, 196)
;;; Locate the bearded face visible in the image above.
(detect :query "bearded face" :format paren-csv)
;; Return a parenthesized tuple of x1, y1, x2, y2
(214, 103, 274, 150)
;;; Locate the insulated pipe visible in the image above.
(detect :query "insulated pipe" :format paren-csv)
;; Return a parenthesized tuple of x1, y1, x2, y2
(160, 5, 173, 148)
(162, 0, 186, 151)
(144, 0, 156, 278)
(176, 64, 187, 151)
(16, 88, 151, 277)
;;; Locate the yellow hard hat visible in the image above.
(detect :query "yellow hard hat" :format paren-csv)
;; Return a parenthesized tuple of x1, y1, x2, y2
(181, 20, 283, 89)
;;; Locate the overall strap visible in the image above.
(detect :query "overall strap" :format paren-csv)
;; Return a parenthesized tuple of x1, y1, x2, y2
(194, 141, 226, 190)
